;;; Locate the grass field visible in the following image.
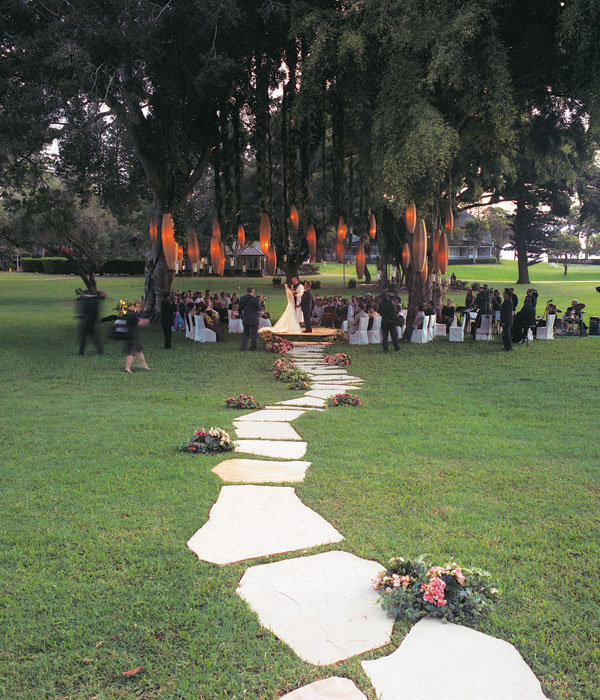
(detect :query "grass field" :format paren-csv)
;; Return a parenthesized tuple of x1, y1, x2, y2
(1, 273, 599, 700)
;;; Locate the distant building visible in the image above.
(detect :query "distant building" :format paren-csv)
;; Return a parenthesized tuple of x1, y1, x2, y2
(448, 211, 494, 263)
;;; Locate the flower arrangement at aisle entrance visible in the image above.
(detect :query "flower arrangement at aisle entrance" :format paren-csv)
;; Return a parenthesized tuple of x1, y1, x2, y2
(273, 358, 309, 388)
(326, 393, 362, 407)
(225, 394, 260, 410)
(372, 556, 499, 623)
(324, 352, 352, 366)
(267, 337, 294, 354)
(114, 299, 141, 316)
(179, 427, 233, 454)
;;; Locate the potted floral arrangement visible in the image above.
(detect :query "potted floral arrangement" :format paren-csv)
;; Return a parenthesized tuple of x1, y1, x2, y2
(266, 337, 294, 354)
(225, 394, 260, 409)
(273, 358, 309, 386)
(324, 352, 351, 366)
(179, 427, 233, 454)
(326, 393, 362, 407)
(372, 556, 499, 623)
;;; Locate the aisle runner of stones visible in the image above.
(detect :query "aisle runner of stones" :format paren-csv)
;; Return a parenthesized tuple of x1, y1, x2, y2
(187, 344, 548, 700)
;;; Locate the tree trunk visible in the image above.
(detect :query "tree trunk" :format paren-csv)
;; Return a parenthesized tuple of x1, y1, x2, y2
(563, 255, 568, 276)
(514, 199, 531, 284)
(405, 266, 430, 327)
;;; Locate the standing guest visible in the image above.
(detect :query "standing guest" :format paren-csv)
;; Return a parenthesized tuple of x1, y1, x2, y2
(77, 290, 104, 356)
(512, 297, 536, 343)
(378, 292, 401, 352)
(124, 307, 150, 372)
(465, 289, 475, 309)
(441, 297, 455, 332)
(510, 287, 518, 311)
(239, 286, 261, 351)
(492, 289, 502, 333)
(160, 292, 176, 349)
(301, 281, 314, 333)
(500, 289, 513, 351)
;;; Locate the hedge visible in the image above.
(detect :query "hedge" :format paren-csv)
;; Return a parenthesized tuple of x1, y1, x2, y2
(99, 258, 145, 275)
(21, 257, 75, 273)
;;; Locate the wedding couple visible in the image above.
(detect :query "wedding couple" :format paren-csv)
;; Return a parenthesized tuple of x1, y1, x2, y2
(272, 277, 313, 334)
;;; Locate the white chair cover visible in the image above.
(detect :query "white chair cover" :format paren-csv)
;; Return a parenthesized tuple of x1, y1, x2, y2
(475, 314, 493, 341)
(410, 314, 430, 344)
(435, 322, 446, 337)
(349, 316, 369, 345)
(258, 317, 272, 329)
(536, 314, 556, 340)
(194, 315, 217, 343)
(367, 316, 382, 343)
(449, 314, 467, 342)
(185, 313, 194, 339)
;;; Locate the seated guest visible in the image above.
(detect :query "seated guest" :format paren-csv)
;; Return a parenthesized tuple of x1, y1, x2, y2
(322, 299, 338, 327)
(441, 297, 455, 331)
(403, 303, 425, 342)
(349, 302, 368, 333)
(367, 303, 381, 331)
(511, 297, 536, 342)
(199, 302, 224, 341)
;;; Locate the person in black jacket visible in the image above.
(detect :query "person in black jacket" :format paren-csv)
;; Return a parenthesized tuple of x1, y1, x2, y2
(239, 287, 261, 350)
(512, 297, 536, 343)
(301, 281, 314, 333)
(378, 292, 401, 351)
(500, 289, 514, 351)
(77, 291, 104, 355)
(160, 293, 176, 349)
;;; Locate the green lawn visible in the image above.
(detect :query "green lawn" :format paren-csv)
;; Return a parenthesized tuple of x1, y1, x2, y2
(1, 273, 599, 699)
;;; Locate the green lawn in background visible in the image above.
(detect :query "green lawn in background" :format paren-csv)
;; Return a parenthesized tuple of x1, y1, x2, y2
(1, 272, 599, 700)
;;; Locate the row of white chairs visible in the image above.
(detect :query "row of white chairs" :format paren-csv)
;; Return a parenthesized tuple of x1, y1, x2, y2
(184, 313, 217, 343)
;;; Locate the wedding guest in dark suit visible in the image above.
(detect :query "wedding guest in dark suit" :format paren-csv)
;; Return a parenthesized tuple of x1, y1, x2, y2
(160, 292, 175, 349)
(500, 289, 513, 351)
(239, 287, 261, 350)
(301, 281, 314, 333)
(512, 297, 536, 343)
(378, 292, 401, 351)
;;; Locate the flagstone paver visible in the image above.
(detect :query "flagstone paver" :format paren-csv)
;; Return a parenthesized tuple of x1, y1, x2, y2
(305, 389, 360, 399)
(236, 409, 306, 422)
(309, 375, 363, 383)
(280, 678, 368, 700)
(265, 405, 325, 412)
(232, 421, 302, 440)
(278, 397, 327, 408)
(237, 550, 394, 665)
(234, 439, 307, 459)
(212, 458, 311, 483)
(187, 486, 342, 565)
(361, 617, 548, 700)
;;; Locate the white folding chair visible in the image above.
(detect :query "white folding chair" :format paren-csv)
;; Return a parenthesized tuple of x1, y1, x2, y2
(410, 314, 429, 344)
(427, 314, 437, 341)
(449, 314, 467, 342)
(349, 316, 369, 345)
(185, 313, 194, 339)
(194, 315, 217, 343)
(228, 310, 243, 334)
(258, 317, 272, 329)
(435, 322, 447, 337)
(475, 314, 493, 341)
(536, 314, 556, 340)
(367, 316, 382, 344)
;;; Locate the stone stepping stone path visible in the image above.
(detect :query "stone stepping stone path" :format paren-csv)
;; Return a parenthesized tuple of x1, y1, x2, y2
(212, 458, 311, 483)
(306, 389, 361, 399)
(237, 551, 394, 665)
(280, 677, 367, 699)
(232, 421, 302, 440)
(187, 485, 342, 564)
(361, 617, 548, 700)
(236, 408, 306, 422)
(234, 439, 307, 459)
(278, 397, 326, 408)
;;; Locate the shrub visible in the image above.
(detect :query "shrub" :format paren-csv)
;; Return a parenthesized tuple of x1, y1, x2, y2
(298, 263, 319, 275)
(266, 337, 294, 354)
(348, 278, 357, 288)
(20, 258, 44, 273)
(272, 276, 282, 285)
(100, 258, 145, 275)
(309, 279, 321, 289)
(41, 257, 75, 274)
(324, 353, 351, 366)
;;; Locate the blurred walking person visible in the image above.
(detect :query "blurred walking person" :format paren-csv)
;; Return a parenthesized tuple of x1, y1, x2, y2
(77, 290, 103, 356)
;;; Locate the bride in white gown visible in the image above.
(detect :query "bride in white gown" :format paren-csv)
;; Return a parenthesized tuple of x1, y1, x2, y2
(272, 284, 302, 333)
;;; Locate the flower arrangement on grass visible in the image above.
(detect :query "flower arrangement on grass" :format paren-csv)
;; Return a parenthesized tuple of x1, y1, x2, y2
(326, 393, 362, 407)
(225, 394, 260, 410)
(324, 352, 351, 366)
(114, 299, 141, 316)
(179, 427, 233, 454)
(266, 337, 294, 354)
(273, 358, 309, 386)
(372, 556, 499, 623)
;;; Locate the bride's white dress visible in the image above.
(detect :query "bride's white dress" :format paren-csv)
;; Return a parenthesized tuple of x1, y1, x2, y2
(272, 285, 302, 333)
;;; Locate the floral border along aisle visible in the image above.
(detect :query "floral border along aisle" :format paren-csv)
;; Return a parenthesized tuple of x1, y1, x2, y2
(324, 352, 351, 366)
(326, 393, 362, 407)
(372, 556, 499, 623)
(225, 394, 260, 409)
(273, 358, 309, 390)
(179, 428, 233, 454)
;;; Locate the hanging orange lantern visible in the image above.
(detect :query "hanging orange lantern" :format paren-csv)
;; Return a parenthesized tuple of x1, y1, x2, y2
(259, 213, 271, 254)
(187, 229, 199, 266)
(149, 218, 158, 245)
(210, 235, 221, 273)
(337, 215, 347, 242)
(237, 223, 245, 249)
(439, 231, 449, 274)
(412, 218, 427, 272)
(355, 241, 366, 279)
(369, 212, 376, 239)
(212, 218, 221, 241)
(290, 205, 299, 231)
(401, 242, 411, 271)
(268, 244, 277, 276)
(336, 240, 344, 263)
(177, 244, 184, 263)
(405, 201, 417, 234)
(307, 224, 317, 260)
(218, 241, 225, 276)
(161, 213, 177, 269)
(444, 204, 454, 236)
(420, 259, 428, 284)
(432, 228, 441, 273)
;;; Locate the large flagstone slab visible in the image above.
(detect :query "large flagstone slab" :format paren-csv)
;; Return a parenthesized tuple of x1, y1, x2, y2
(281, 678, 367, 700)
(235, 439, 307, 459)
(309, 375, 363, 383)
(306, 389, 361, 399)
(212, 458, 311, 483)
(236, 409, 305, 422)
(237, 551, 394, 665)
(278, 397, 326, 408)
(361, 617, 548, 700)
(187, 486, 342, 564)
(233, 421, 302, 440)
(265, 405, 325, 412)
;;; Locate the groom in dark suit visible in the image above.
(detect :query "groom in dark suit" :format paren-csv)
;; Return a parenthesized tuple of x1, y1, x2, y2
(301, 281, 314, 333)
(239, 287, 261, 350)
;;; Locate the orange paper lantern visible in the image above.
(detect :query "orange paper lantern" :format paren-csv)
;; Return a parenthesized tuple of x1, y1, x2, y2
(149, 218, 158, 245)
(177, 244, 184, 263)
(420, 259, 428, 284)
(307, 224, 317, 260)
(401, 242, 411, 271)
(337, 216, 347, 242)
(218, 241, 225, 276)
(267, 244, 277, 276)
(212, 218, 221, 241)
(237, 223, 245, 249)
(412, 218, 427, 272)
(432, 228, 441, 273)
(439, 231, 449, 274)
(290, 205, 299, 231)
(355, 241, 366, 279)
(336, 240, 344, 263)
(259, 213, 271, 254)
(210, 235, 221, 273)
(187, 229, 199, 265)
(161, 213, 177, 270)
(444, 205, 454, 236)
(405, 201, 417, 234)
(369, 212, 376, 239)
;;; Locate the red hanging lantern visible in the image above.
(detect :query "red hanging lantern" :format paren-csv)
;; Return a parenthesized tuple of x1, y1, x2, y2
(237, 223, 245, 249)
(420, 259, 428, 284)
(369, 212, 376, 239)
(161, 213, 177, 270)
(259, 213, 271, 254)
(149, 218, 158, 245)
(187, 229, 199, 266)
(439, 231, 449, 274)
(177, 244, 184, 263)
(218, 241, 225, 276)
(290, 205, 299, 231)
(212, 218, 221, 241)
(336, 240, 344, 263)
(210, 235, 221, 273)
(432, 228, 441, 273)
(337, 215, 347, 242)
(355, 241, 366, 279)
(444, 204, 454, 236)
(412, 218, 427, 272)
(401, 242, 411, 271)
(268, 244, 277, 276)
(307, 224, 317, 261)
(405, 201, 417, 234)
